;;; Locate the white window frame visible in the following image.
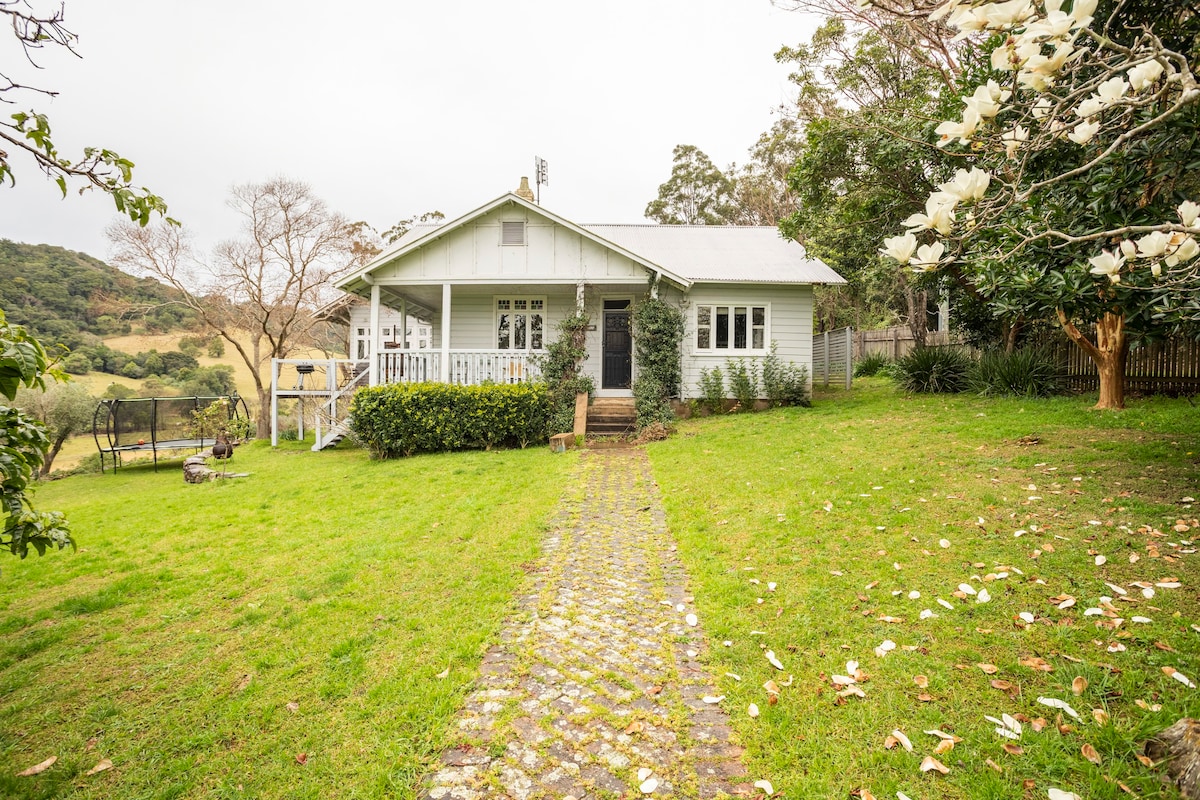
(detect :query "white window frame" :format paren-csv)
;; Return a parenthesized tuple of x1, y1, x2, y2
(694, 303, 770, 353)
(494, 296, 547, 352)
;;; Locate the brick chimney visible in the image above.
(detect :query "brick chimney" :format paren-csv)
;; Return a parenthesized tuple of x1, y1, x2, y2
(515, 176, 535, 202)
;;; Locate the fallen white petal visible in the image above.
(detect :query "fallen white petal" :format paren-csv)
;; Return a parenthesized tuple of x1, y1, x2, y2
(891, 729, 913, 752)
(1048, 790, 1082, 800)
(1019, 611, 1035, 623)
(748, 703, 759, 717)
(754, 779, 774, 795)
(1038, 697, 1081, 718)
(685, 613, 698, 626)
(702, 695, 725, 704)
(937, 598, 955, 610)
(939, 539, 951, 548)
(1095, 555, 1107, 566)
(638, 767, 653, 782)
(958, 583, 977, 596)
(640, 777, 659, 794)
(765, 651, 784, 670)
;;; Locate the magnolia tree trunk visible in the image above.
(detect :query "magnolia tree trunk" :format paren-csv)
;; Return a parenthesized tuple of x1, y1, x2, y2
(1057, 309, 1129, 410)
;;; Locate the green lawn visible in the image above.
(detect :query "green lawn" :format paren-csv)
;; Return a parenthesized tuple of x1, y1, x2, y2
(647, 380, 1200, 800)
(0, 440, 574, 799)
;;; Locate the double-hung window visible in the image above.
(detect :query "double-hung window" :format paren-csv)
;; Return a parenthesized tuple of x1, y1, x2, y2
(695, 304, 767, 352)
(495, 297, 546, 351)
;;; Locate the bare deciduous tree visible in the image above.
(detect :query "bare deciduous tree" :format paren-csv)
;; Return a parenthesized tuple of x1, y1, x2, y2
(108, 177, 364, 438)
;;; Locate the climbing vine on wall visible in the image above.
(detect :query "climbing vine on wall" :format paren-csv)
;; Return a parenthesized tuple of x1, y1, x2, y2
(632, 292, 684, 430)
(534, 311, 593, 435)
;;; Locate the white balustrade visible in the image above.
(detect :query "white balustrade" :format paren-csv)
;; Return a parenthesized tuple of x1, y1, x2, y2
(376, 350, 541, 386)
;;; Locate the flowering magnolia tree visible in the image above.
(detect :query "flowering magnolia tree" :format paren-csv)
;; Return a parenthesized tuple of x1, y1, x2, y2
(879, 0, 1200, 408)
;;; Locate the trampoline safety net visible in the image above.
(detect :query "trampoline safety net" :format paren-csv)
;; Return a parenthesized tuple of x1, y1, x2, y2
(93, 395, 249, 472)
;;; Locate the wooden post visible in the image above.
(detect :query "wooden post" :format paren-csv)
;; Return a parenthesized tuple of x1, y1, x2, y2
(270, 359, 279, 447)
(844, 326, 853, 390)
(368, 283, 381, 387)
(892, 327, 899, 359)
(440, 283, 452, 384)
(823, 331, 830, 388)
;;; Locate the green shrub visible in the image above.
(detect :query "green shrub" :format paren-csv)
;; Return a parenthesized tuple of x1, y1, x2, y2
(697, 366, 724, 413)
(62, 352, 93, 375)
(894, 347, 972, 394)
(206, 338, 225, 358)
(968, 347, 1063, 397)
(853, 351, 893, 378)
(761, 343, 811, 407)
(634, 374, 675, 430)
(726, 358, 758, 410)
(349, 382, 549, 458)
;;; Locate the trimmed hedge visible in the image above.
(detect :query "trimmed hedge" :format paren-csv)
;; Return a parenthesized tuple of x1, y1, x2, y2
(349, 382, 549, 458)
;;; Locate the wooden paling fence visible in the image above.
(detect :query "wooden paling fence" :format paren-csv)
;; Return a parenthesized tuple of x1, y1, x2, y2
(855, 326, 952, 360)
(1048, 337, 1200, 395)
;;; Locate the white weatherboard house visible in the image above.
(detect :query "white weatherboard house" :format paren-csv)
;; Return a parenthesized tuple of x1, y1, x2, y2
(271, 187, 844, 449)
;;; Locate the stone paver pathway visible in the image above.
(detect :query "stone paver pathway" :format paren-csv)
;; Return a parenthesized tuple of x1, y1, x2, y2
(423, 449, 750, 800)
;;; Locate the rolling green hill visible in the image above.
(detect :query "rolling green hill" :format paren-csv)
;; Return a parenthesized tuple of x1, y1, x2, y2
(0, 239, 197, 350)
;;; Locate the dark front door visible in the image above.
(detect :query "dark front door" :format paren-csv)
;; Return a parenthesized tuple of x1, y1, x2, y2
(602, 310, 632, 389)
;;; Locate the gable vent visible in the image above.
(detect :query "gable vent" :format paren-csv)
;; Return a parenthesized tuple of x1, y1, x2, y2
(501, 221, 526, 246)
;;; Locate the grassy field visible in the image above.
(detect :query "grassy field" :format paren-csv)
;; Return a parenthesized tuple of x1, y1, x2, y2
(0, 441, 574, 799)
(647, 380, 1200, 799)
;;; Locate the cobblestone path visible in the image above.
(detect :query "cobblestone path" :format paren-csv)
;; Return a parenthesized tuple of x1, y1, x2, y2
(423, 448, 749, 800)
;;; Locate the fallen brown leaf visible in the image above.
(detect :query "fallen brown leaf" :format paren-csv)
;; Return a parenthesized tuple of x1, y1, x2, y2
(1031, 717, 1047, 732)
(1136, 754, 1155, 768)
(978, 663, 999, 675)
(85, 759, 113, 776)
(625, 720, 644, 735)
(1002, 743, 1024, 756)
(1072, 676, 1088, 696)
(1093, 708, 1110, 725)
(1082, 743, 1102, 765)
(18, 756, 57, 777)
(985, 758, 1003, 773)
(917, 692, 934, 702)
(1020, 656, 1054, 672)
(914, 674, 929, 688)
(933, 738, 955, 755)
(295, 753, 308, 766)
(286, 701, 300, 713)
(647, 686, 663, 696)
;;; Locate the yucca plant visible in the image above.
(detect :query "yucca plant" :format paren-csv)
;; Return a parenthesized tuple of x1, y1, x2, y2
(968, 347, 1064, 397)
(894, 347, 972, 393)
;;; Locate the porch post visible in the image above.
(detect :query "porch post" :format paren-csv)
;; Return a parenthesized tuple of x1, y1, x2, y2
(368, 282, 381, 386)
(576, 280, 585, 311)
(440, 282, 452, 383)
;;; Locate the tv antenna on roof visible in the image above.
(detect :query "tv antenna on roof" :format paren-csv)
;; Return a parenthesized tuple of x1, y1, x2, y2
(534, 156, 548, 204)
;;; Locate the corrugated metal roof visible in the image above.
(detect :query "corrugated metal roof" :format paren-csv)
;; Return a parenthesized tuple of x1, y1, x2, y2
(583, 224, 844, 285)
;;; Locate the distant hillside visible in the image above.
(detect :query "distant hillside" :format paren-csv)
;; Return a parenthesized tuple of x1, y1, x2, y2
(0, 239, 197, 349)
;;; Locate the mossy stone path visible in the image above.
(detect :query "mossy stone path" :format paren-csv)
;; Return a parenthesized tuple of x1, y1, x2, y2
(423, 449, 749, 800)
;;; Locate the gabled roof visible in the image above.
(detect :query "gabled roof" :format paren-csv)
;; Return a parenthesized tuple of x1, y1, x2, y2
(337, 193, 845, 291)
(337, 193, 692, 291)
(583, 224, 844, 285)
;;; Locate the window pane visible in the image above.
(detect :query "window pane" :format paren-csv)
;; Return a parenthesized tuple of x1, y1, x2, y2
(715, 307, 729, 348)
(697, 306, 711, 327)
(497, 299, 511, 310)
(497, 314, 510, 349)
(531, 314, 543, 349)
(753, 307, 765, 326)
(698, 326, 711, 349)
(734, 307, 747, 349)
(752, 327, 764, 349)
(514, 313, 527, 349)
(514, 299, 527, 310)
(531, 299, 544, 310)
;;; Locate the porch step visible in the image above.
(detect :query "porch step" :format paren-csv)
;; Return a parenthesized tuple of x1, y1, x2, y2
(312, 419, 353, 451)
(587, 398, 636, 436)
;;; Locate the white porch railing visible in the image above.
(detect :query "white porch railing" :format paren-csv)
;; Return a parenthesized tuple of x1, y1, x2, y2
(378, 350, 542, 386)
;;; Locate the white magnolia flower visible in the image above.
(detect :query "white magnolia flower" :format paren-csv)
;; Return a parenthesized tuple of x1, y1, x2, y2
(1120, 239, 1138, 259)
(1128, 59, 1165, 91)
(1095, 76, 1130, 105)
(881, 232, 919, 264)
(1070, 0, 1098, 28)
(991, 42, 1018, 71)
(939, 167, 992, 202)
(1180, 200, 1200, 227)
(1001, 124, 1029, 157)
(1166, 236, 1199, 267)
(1032, 97, 1054, 120)
(1067, 119, 1100, 144)
(1088, 249, 1125, 283)
(1075, 96, 1106, 118)
(1018, 67, 1052, 92)
(903, 192, 958, 235)
(911, 241, 946, 271)
(983, 0, 1036, 29)
(948, 6, 989, 39)
(1152, 261, 1162, 277)
(1136, 230, 1171, 259)
(1023, 10, 1074, 40)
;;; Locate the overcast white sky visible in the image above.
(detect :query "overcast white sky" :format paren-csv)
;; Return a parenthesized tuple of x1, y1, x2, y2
(0, 0, 821, 261)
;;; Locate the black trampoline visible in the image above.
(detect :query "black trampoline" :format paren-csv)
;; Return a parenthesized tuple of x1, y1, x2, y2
(93, 395, 249, 472)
